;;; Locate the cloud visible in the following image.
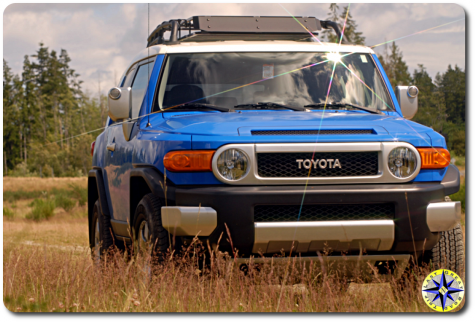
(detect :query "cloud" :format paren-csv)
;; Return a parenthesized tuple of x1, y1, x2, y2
(3, 3, 465, 95)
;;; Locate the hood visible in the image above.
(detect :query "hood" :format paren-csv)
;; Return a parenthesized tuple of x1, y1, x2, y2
(148, 110, 433, 138)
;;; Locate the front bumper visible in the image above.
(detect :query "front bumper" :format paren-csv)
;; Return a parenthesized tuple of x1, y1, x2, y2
(163, 165, 460, 256)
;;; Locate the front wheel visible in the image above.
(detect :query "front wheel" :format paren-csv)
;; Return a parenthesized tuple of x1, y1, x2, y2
(426, 224, 464, 273)
(133, 194, 170, 259)
(422, 197, 464, 273)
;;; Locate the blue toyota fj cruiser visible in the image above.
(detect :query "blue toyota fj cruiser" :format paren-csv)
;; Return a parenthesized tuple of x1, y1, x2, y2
(88, 16, 463, 272)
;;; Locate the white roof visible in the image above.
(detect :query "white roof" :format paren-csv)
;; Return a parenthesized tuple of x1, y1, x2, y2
(127, 41, 374, 68)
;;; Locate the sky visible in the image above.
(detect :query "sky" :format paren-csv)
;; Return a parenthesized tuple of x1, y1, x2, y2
(2, 2, 466, 96)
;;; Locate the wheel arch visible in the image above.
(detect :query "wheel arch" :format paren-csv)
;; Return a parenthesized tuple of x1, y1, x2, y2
(129, 166, 175, 230)
(88, 169, 111, 247)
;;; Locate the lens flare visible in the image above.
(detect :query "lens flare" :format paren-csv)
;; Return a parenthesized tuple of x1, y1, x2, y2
(339, 60, 392, 110)
(338, 4, 350, 45)
(326, 52, 342, 63)
(370, 18, 465, 49)
(49, 8, 464, 164)
(295, 4, 351, 227)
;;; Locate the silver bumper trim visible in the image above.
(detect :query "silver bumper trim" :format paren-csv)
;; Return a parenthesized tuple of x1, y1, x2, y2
(252, 220, 395, 253)
(427, 201, 461, 232)
(161, 206, 217, 236)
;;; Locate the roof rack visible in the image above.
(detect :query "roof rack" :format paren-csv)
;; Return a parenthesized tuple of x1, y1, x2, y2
(146, 16, 347, 47)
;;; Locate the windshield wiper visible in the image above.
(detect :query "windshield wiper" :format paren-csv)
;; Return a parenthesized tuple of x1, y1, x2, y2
(172, 103, 235, 113)
(235, 102, 309, 112)
(304, 102, 382, 115)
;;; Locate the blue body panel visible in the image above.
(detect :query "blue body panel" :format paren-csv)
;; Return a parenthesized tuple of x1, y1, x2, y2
(91, 50, 452, 219)
(92, 131, 106, 168)
(129, 109, 446, 185)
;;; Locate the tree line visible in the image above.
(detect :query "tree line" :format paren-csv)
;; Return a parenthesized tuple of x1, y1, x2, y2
(3, 5, 466, 177)
(3, 43, 108, 177)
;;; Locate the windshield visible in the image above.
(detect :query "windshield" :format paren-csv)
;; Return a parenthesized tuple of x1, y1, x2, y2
(157, 52, 394, 112)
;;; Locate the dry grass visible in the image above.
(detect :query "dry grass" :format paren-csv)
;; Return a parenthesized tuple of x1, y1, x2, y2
(4, 235, 464, 313)
(2, 177, 466, 312)
(3, 177, 87, 192)
(4, 214, 88, 248)
(3, 214, 466, 313)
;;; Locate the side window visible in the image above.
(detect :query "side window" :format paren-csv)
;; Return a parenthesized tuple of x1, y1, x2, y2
(130, 62, 153, 118)
(123, 67, 136, 87)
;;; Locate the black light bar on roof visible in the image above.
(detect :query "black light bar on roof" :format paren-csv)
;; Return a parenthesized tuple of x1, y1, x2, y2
(146, 16, 347, 47)
(192, 16, 320, 33)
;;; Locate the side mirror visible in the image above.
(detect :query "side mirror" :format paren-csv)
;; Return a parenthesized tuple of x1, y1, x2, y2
(108, 87, 131, 122)
(396, 86, 419, 119)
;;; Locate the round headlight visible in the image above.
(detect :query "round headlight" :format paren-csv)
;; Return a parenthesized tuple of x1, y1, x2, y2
(216, 149, 249, 181)
(388, 147, 417, 178)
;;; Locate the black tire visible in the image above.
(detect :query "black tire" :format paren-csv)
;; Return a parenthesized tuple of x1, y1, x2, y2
(430, 224, 464, 273)
(91, 200, 114, 261)
(133, 194, 170, 258)
(424, 197, 464, 273)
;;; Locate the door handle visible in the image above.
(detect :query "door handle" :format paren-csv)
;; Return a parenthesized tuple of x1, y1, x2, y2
(107, 143, 116, 152)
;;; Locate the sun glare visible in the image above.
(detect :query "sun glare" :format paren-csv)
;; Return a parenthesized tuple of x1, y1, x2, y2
(326, 52, 342, 63)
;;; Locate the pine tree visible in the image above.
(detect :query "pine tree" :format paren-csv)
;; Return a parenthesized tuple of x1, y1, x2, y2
(3, 59, 21, 171)
(377, 42, 412, 90)
(31, 43, 52, 143)
(323, 4, 365, 45)
(412, 65, 446, 132)
(323, 3, 340, 43)
(339, 6, 365, 45)
(21, 55, 40, 165)
(435, 65, 465, 124)
(437, 65, 465, 155)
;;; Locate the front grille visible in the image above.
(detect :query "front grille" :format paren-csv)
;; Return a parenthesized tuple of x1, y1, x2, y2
(252, 129, 374, 135)
(254, 204, 395, 222)
(257, 152, 378, 177)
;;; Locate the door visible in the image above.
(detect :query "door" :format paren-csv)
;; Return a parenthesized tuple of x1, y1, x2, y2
(103, 60, 155, 222)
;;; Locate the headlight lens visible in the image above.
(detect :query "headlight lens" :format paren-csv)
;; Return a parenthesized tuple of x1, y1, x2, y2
(216, 149, 249, 180)
(388, 147, 417, 178)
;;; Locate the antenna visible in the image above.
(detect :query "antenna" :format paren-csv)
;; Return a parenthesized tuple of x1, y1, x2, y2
(146, 3, 151, 127)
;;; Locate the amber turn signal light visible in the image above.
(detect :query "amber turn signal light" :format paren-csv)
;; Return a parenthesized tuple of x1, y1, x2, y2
(417, 148, 451, 169)
(164, 150, 215, 172)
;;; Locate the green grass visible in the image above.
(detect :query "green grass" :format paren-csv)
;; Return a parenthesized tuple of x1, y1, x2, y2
(3, 207, 15, 220)
(26, 198, 56, 221)
(55, 194, 76, 211)
(3, 181, 88, 221)
(3, 190, 45, 203)
(69, 184, 87, 206)
(4, 186, 88, 206)
(450, 180, 465, 213)
(451, 155, 465, 167)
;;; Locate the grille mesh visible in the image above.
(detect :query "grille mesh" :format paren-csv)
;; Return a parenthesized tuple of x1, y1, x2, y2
(257, 152, 378, 177)
(252, 129, 374, 135)
(254, 204, 395, 222)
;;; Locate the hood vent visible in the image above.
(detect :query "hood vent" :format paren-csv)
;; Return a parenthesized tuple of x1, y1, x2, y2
(251, 129, 375, 136)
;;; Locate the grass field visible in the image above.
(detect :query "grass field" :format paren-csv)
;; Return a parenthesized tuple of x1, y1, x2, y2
(3, 177, 465, 312)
